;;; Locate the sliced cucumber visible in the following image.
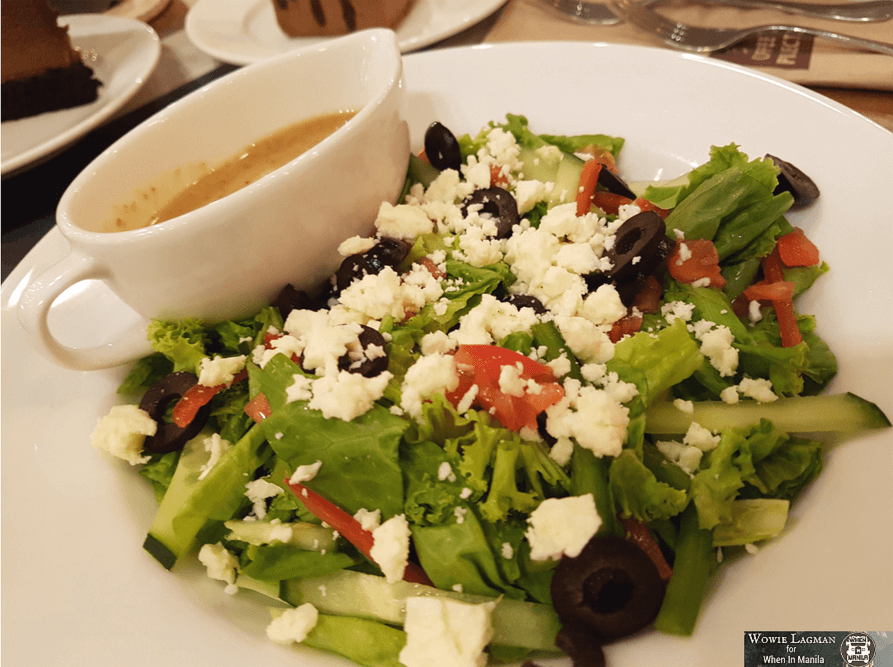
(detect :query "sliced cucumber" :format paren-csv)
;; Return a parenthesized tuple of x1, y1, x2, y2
(224, 519, 337, 551)
(712, 499, 790, 547)
(645, 392, 890, 435)
(517, 146, 562, 183)
(517, 146, 585, 207)
(280, 569, 560, 651)
(549, 152, 585, 206)
(144, 424, 269, 569)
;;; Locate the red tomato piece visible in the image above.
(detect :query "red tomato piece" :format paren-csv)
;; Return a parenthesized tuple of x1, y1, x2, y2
(776, 228, 820, 267)
(576, 159, 602, 217)
(743, 279, 802, 347)
(633, 197, 671, 219)
(609, 315, 644, 343)
(490, 164, 510, 188)
(592, 190, 633, 216)
(668, 238, 727, 289)
(447, 345, 564, 433)
(244, 392, 272, 423)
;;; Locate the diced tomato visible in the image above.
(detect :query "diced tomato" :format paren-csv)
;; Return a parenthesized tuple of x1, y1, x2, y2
(776, 227, 820, 267)
(244, 392, 272, 423)
(633, 197, 671, 219)
(577, 144, 617, 173)
(632, 275, 663, 314)
(576, 159, 602, 217)
(490, 164, 510, 188)
(286, 481, 434, 586)
(417, 149, 430, 164)
(761, 246, 785, 283)
(609, 315, 643, 343)
(592, 190, 633, 216)
(743, 279, 802, 347)
(172, 369, 248, 428)
(446, 345, 564, 433)
(620, 516, 673, 581)
(668, 238, 726, 289)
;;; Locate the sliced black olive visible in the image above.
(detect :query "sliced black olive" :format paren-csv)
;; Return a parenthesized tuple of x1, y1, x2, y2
(424, 121, 462, 172)
(337, 325, 389, 377)
(604, 211, 667, 282)
(597, 167, 636, 200)
(272, 284, 313, 318)
(766, 154, 820, 206)
(139, 371, 211, 454)
(333, 237, 411, 293)
(504, 293, 548, 315)
(460, 186, 519, 239)
(536, 410, 557, 446)
(635, 235, 674, 278)
(551, 535, 666, 641)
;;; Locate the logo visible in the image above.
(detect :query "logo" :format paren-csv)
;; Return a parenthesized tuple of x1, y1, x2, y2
(841, 633, 876, 667)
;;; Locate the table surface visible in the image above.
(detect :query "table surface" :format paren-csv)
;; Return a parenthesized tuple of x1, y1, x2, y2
(3, 0, 892, 282)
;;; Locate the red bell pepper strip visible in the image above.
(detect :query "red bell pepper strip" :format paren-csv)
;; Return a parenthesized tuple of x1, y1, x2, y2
(742, 247, 803, 347)
(667, 239, 726, 289)
(286, 481, 434, 587)
(633, 197, 671, 219)
(621, 516, 673, 581)
(576, 159, 602, 217)
(592, 190, 632, 216)
(172, 369, 249, 428)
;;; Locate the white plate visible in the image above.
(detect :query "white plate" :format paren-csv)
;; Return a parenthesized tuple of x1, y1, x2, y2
(0, 14, 161, 177)
(2, 42, 892, 667)
(184, 0, 507, 64)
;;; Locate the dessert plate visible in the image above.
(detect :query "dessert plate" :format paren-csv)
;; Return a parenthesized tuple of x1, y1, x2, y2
(0, 14, 161, 177)
(184, 0, 507, 64)
(2, 41, 892, 667)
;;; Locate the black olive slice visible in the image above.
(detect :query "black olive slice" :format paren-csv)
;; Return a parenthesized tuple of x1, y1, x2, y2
(333, 237, 411, 293)
(597, 167, 636, 200)
(551, 535, 666, 641)
(424, 121, 462, 172)
(337, 325, 389, 377)
(604, 211, 667, 282)
(555, 622, 607, 667)
(139, 371, 211, 454)
(504, 293, 548, 315)
(460, 186, 519, 239)
(272, 284, 313, 318)
(766, 154, 820, 206)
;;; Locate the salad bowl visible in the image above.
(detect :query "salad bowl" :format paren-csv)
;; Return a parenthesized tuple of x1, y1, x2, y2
(2, 41, 891, 667)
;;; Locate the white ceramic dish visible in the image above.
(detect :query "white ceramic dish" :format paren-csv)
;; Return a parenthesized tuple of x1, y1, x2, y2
(184, 0, 507, 64)
(2, 42, 892, 667)
(0, 14, 161, 177)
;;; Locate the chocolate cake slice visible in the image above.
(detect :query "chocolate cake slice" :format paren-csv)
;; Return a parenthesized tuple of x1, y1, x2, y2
(2, 0, 101, 122)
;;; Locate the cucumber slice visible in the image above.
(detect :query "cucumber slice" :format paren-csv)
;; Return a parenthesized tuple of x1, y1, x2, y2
(224, 519, 337, 551)
(280, 569, 560, 651)
(517, 146, 585, 207)
(144, 424, 270, 569)
(549, 152, 585, 206)
(645, 392, 890, 435)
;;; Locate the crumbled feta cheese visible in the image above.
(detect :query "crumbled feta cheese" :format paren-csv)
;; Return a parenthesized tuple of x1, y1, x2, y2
(545, 380, 629, 457)
(370, 514, 411, 583)
(738, 377, 778, 403)
(683, 422, 721, 452)
(580, 284, 626, 326)
(198, 354, 247, 387)
(449, 294, 540, 346)
(399, 597, 496, 667)
(266, 603, 319, 645)
(245, 478, 284, 519)
(692, 321, 738, 377)
(198, 542, 239, 594)
(674, 398, 694, 414)
(289, 460, 323, 484)
(656, 439, 703, 476)
(420, 330, 457, 356)
(353, 508, 381, 532)
(553, 315, 615, 364)
(720, 386, 740, 404)
(198, 433, 231, 481)
(375, 202, 434, 240)
(661, 300, 696, 325)
(525, 494, 602, 561)
(90, 404, 156, 466)
(308, 369, 392, 421)
(286, 374, 313, 403)
(748, 299, 763, 323)
(338, 235, 377, 256)
(438, 461, 457, 482)
(400, 353, 459, 420)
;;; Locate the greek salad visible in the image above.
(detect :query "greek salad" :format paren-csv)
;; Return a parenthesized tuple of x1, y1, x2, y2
(91, 114, 890, 667)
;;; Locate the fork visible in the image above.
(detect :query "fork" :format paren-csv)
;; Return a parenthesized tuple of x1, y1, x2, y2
(612, 0, 893, 54)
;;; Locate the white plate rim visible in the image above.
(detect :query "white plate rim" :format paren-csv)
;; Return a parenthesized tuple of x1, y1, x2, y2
(2, 40, 892, 667)
(0, 14, 161, 176)
(184, 0, 508, 65)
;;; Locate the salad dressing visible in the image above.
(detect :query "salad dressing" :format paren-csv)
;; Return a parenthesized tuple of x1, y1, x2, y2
(104, 109, 356, 232)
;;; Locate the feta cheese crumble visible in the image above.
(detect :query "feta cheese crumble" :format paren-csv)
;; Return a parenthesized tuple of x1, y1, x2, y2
(266, 603, 319, 645)
(90, 404, 156, 466)
(370, 514, 411, 583)
(398, 597, 496, 667)
(526, 494, 602, 561)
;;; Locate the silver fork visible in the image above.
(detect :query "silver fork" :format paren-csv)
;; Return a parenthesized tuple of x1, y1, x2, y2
(612, 0, 893, 54)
